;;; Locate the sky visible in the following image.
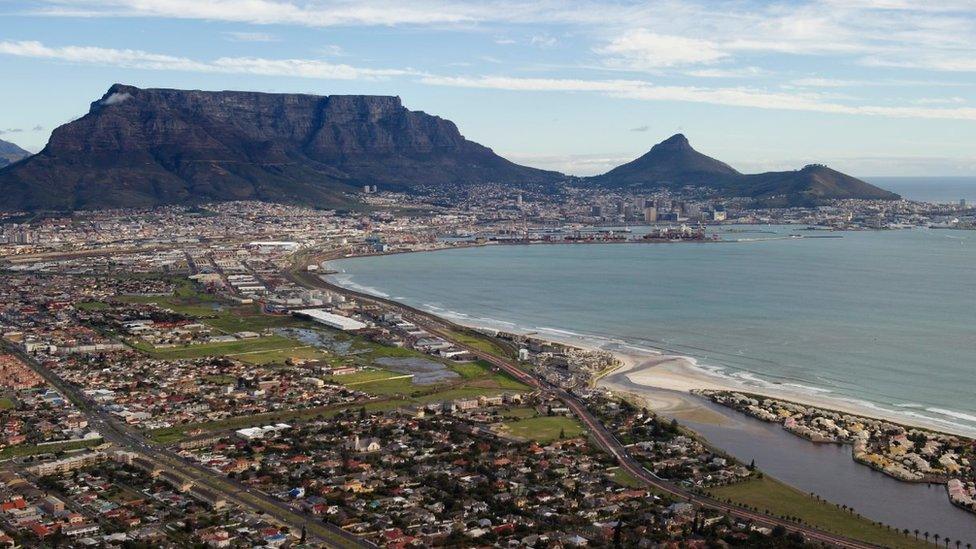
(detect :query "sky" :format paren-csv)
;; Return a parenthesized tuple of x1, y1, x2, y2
(1, 0, 976, 177)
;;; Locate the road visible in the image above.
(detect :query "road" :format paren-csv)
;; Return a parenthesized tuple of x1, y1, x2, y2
(2, 342, 372, 549)
(289, 257, 888, 549)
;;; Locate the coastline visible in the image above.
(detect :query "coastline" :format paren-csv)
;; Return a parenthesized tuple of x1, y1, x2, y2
(599, 349, 975, 438)
(326, 263, 976, 439)
(349, 267, 976, 439)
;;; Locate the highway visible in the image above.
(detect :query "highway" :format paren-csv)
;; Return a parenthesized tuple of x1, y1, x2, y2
(2, 342, 372, 549)
(289, 258, 889, 549)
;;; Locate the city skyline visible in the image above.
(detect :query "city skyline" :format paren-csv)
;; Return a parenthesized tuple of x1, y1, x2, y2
(2, 0, 976, 176)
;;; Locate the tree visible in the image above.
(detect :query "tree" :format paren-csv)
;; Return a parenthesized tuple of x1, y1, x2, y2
(559, 428, 566, 439)
(915, 529, 920, 541)
(612, 519, 623, 548)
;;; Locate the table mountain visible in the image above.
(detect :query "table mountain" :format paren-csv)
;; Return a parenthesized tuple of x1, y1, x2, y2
(0, 139, 30, 168)
(589, 134, 899, 205)
(0, 84, 561, 211)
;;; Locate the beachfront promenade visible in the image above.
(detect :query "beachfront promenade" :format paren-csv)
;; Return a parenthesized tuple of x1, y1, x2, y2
(289, 249, 887, 549)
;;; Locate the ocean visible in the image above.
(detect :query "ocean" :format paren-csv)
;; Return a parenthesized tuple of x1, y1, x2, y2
(329, 226, 976, 436)
(866, 176, 976, 204)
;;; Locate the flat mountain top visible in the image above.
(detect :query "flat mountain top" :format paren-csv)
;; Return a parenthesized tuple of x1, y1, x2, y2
(0, 84, 561, 211)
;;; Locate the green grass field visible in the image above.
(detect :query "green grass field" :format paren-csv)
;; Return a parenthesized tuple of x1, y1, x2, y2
(134, 335, 301, 359)
(236, 346, 332, 365)
(76, 301, 110, 311)
(149, 398, 410, 444)
(203, 307, 306, 333)
(326, 368, 417, 395)
(608, 467, 644, 488)
(501, 415, 586, 443)
(709, 477, 928, 548)
(444, 329, 514, 359)
(0, 438, 103, 460)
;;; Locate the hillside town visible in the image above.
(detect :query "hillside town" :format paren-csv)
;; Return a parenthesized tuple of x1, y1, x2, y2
(0, 199, 969, 547)
(0, 225, 824, 546)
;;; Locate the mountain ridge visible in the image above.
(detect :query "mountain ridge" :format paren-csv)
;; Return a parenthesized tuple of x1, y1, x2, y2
(0, 84, 561, 211)
(586, 134, 900, 205)
(0, 139, 30, 168)
(0, 85, 898, 211)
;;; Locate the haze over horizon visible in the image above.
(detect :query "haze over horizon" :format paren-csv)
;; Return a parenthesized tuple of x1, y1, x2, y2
(2, 0, 976, 177)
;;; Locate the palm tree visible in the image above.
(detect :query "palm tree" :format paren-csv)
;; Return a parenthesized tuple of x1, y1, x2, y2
(925, 532, 930, 543)
(915, 530, 920, 541)
(934, 534, 940, 546)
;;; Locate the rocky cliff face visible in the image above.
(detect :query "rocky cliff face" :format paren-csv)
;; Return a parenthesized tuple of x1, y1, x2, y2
(588, 134, 899, 205)
(0, 139, 30, 168)
(0, 84, 560, 211)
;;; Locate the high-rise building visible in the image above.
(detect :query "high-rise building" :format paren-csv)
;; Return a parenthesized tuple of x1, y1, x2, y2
(961, 198, 968, 209)
(643, 206, 658, 223)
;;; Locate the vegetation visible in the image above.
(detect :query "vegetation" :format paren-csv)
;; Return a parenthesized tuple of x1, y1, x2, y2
(149, 399, 409, 444)
(709, 476, 927, 549)
(76, 300, 110, 311)
(0, 438, 103, 460)
(443, 328, 514, 359)
(236, 346, 332, 366)
(132, 335, 301, 359)
(501, 415, 586, 443)
(608, 467, 644, 488)
(326, 369, 416, 395)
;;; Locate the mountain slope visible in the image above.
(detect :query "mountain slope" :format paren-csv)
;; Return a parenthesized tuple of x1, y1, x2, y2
(0, 84, 561, 211)
(730, 164, 900, 206)
(588, 133, 739, 188)
(590, 134, 899, 205)
(0, 139, 30, 168)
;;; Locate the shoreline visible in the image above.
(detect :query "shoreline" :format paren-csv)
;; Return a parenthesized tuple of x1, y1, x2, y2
(322, 244, 976, 440)
(598, 349, 975, 438)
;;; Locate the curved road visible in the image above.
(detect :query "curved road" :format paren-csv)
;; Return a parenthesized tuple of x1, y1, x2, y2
(291, 256, 891, 549)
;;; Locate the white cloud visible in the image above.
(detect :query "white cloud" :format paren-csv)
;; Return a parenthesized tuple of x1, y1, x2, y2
(0, 40, 412, 80)
(419, 74, 976, 121)
(317, 44, 346, 57)
(30, 0, 493, 27)
(597, 30, 727, 69)
(502, 152, 636, 176)
(529, 34, 558, 48)
(686, 67, 767, 78)
(222, 31, 278, 42)
(4, 38, 976, 123)
(912, 96, 966, 105)
(24, 0, 976, 74)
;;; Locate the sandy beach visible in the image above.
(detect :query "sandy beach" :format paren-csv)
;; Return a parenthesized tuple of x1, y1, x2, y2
(599, 346, 975, 438)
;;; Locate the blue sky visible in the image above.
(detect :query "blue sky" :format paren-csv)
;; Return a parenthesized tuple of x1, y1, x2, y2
(2, 0, 976, 176)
